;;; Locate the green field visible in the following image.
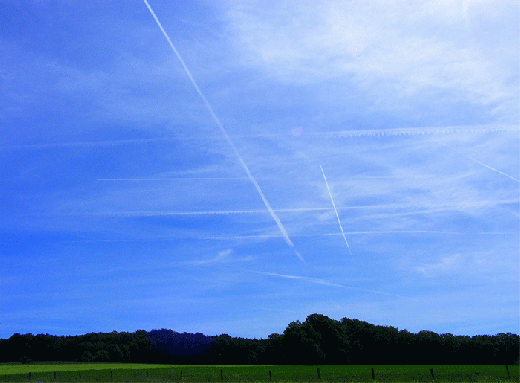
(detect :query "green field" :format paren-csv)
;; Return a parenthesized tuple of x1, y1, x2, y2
(0, 363, 517, 382)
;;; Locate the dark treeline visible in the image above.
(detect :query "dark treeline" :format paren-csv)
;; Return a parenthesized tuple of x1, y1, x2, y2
(1, 314, 518, 365)
(0, 330, 170, 365)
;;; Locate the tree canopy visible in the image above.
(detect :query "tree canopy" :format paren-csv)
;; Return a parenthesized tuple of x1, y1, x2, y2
(1, 314, 518, 365)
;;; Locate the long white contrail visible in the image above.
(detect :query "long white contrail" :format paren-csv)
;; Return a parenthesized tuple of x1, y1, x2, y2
(92, 198, 517, 217)
(1, 138, 171, 150)
(322, 124, 517, 139)
(142, 0, 301, 260)
(98, 177, 253, 181)
(254, 271, 415, 299)
(437, 141, 519, 183)
(63, 230, 515, 244)
(466, 155, 519, 183)
(320, 165, 352, 255)
(85, 198, 517, 217)
(99, 208, 330, 216)
(202, 230, 516, 240)
(6, 124, 514, 151)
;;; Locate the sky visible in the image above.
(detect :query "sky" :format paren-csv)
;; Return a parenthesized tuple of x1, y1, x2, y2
(0, 0, 519, 340)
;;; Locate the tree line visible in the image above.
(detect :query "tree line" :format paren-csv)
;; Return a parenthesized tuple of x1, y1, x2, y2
(1, 314, 518, 365)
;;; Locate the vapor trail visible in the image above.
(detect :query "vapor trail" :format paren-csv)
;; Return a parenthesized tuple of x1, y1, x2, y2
(93, 198, 516, 217)
(63, 229, 516, 244)
(466, 155, 519, 183)
(97, 177, 253, 181)
(98, 207, 330, 216)
(7, 124, 514, 151)
(3, 124, 515, 151)
(142, 0, 301, 260)
(203, 230, 516, 240)
(254, 271, 414, 299)
(1, 138, 171, 150)
(320, 165, 352, 255)
(438, 141, 519, 183)
(323, 124, 517, 138)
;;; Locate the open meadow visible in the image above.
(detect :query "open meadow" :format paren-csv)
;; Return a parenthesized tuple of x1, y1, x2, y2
(0, 363, 517, 382)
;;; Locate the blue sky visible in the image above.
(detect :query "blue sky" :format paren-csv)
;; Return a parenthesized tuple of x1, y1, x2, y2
(1, 0, 518, 340)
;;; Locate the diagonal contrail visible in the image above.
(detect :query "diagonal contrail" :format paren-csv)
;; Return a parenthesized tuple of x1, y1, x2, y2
(142, 0, 302, 261)
(320, 165, 352, 255)
(465, 155, 519, 183)
(437, 141, 519, 183)
(254, 271, 415, 299)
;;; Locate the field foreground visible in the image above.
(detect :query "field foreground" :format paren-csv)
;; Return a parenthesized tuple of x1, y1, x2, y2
(0, 363, 518, 382)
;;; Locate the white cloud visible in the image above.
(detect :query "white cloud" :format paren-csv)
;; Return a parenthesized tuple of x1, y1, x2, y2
(222, 0, 518, 118)
(194, 248, 233, 265)
(415, 253, 462, 276)
(185, 248, 254, 266)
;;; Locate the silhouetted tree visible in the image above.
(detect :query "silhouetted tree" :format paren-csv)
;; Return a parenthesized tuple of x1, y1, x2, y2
(0, 315, 518, 365)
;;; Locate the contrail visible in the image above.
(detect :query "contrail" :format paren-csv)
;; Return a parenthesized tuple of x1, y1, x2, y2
(0, 138, 172, 150)
(202, 230, 516, 241)
(97, 177, 253, 181)
(320, 165, 352, 255)
(89, 198, 517, 216)
(254, 271, 415, 300)
(63, 229, 516, 244)
(6, 124, 514, 151)
(465, 155, 519, 183)
(321, 124, 518, 139)
(142, 0, 302, 261)
(97, 207, 330, 216)
(437, 141, 519, 183)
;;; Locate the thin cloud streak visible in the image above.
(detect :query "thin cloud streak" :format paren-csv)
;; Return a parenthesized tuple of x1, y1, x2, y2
(254, 271, 415, 300)
(438, 141, 519, 183)
(4, 124, 514, 151)
(465, 155, 519, 183)
(0, 138, 172, 150)
(98, 208, 329, 216)
(322, 124, 518, 139)
(60, 229, 517, 244)
(97, 178, 253, 181)
(82, 198, 517, 217)
(204, 231, 516, 241)
(96, 175, 495, 181)
(294, 250, 306, 263)
(320, 165, 352, 255)
(142, 0, 302, 261)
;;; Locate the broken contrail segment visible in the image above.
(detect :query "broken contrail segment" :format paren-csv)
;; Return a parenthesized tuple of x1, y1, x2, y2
(320, 165, 352, 255)
(142, 0, 302, 261)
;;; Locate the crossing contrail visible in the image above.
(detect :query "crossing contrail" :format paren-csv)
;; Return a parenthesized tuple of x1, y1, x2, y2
(320, 165, 352, 255)
(142, 0, 302, 261)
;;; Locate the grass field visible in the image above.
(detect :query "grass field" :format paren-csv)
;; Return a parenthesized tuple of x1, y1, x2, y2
(0, 363, 517, 382)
